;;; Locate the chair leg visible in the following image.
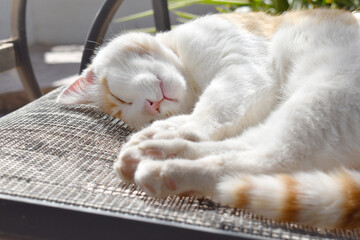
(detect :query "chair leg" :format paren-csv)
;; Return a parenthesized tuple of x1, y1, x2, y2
(12, 0, 42, 100)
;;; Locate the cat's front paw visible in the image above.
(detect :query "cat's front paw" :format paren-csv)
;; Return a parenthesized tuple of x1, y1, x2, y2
(115, 135, 203, 183)
(115, 115, 209, 182)
(133, 158, 219, 198)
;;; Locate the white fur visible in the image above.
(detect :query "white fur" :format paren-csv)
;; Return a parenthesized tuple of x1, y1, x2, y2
(58, 10, 360, 228)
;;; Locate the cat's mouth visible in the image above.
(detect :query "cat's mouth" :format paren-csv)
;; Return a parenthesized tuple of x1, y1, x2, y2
(145, 80, 177, 115)
(145, 98, 177, 115)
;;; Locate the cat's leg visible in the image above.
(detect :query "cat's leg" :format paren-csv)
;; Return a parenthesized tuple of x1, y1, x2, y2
(132, 150, 285, 198)
(154, 66, 278, 141)
(118, 67, 278, 181)
(130, 66, 360, 197)
(117, 137, 251, 182)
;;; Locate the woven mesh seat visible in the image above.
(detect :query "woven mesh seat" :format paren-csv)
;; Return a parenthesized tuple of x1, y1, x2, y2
(0, 88, 359, 239)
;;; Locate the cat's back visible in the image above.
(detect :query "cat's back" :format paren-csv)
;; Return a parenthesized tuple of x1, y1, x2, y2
(220, 9, 359, 41)
(283, 9, 360, 26)
(282, 9, 360, 42)
(272, 9, 360, 70)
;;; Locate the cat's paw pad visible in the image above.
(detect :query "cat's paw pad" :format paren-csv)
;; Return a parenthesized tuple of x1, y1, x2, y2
(134, 159, 208, 198)
(116, 140, 184, 183)
(116, 141, 175, 182)
(133, 160, 173, 198)
(115, 147, 144, 182)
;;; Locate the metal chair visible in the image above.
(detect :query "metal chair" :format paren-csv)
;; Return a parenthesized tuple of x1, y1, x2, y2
(0, 1, 358, 239)
(0, 0, 42, 100)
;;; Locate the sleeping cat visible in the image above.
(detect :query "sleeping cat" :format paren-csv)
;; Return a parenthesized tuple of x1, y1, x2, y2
(57, 9, 360, 228)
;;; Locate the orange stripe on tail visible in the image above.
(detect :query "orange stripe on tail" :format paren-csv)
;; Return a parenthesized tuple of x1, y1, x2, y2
(278, 174, 300, 223)
(234, 177, 253, 209)
(338, 171, 360, 228)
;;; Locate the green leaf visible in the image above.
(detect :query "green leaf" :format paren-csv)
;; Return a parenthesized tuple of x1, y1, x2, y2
(334, 0, 355, 7)
(201, 0, 250, 5)
(215, 5, 229, 12)
(169, 0, 205, 9)
(135, 26, 157, 33)
(113, 9, 154, 23)
(170, 0, 247, 3)
(173, 10, 199, 19)
(273, 0, 290, 12)
(114, 0, 203, 23)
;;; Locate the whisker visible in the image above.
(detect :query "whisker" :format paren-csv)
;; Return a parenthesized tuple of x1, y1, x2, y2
(83, 48, 100, 52)
(86, 40, 103, 45)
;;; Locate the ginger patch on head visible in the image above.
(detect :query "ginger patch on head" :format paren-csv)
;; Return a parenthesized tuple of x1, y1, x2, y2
(124, 43, 150, 57)
(100, 77, 123, 118)
(124, 38, 162, 57)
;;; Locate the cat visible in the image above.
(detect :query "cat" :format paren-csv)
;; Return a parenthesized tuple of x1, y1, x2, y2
(57, 9, 360, 228)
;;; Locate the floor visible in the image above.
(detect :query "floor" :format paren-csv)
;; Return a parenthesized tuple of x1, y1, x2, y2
(0, 44, 82, 115)
(0, 44, 81, 94)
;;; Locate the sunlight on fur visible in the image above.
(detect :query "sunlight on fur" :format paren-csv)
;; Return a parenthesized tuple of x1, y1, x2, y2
(57, 9, 360, 228)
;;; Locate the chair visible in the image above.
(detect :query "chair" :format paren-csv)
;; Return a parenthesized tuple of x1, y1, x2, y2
(0, 0, 42, 101)
(0, 0, 358, 239)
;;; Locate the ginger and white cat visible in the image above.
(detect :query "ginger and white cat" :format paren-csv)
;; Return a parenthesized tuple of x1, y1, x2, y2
(57, 9, 360, 228)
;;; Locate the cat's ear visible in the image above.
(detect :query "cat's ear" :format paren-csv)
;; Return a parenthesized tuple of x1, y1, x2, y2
(57, 67, 96, 105)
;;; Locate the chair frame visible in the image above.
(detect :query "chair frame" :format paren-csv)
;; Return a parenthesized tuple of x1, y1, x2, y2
(0, 0, 42, 100)
(79, 0, 171, 73)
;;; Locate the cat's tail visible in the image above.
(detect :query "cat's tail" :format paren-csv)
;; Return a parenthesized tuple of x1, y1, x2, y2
(215, 169, 360, 228)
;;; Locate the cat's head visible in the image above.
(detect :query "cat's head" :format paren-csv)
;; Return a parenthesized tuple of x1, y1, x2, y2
(57, 32, 192, 129)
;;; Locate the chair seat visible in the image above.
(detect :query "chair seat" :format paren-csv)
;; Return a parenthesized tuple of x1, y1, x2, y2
(0, 88, 357, 239)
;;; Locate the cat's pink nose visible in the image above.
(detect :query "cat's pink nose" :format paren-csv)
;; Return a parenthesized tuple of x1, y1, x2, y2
(145, 99, 162, 115)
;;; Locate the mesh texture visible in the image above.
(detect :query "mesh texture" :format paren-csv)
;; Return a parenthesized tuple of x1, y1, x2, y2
(0, 88, 359, 240)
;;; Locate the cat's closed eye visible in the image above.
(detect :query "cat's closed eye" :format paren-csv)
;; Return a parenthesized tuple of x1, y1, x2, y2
(101, 77, 132, 105)
(110, 92, 132, 105)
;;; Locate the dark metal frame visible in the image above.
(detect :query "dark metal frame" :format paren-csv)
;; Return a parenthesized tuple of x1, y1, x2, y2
(152, 0, 171, 32)
(0, 0, 42, 100)
(79, 0, 125, 73)
(0, 194, 259, 240)
(79, 0, 171, 73)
